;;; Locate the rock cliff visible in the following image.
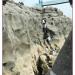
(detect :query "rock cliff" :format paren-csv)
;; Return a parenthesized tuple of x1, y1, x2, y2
(2, 1, 72, 75)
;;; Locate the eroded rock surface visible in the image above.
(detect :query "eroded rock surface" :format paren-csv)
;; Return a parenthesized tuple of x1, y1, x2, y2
(3, 1, 72, 75)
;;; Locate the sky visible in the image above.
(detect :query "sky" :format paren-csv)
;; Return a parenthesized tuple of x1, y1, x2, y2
(14, 0, 72, 18)
(52, 3, 72, 18)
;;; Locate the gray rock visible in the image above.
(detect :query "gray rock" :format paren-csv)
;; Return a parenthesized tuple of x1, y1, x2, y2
(3, 61, 15, 71)
(2, 1, 72, 75)
(52, 31, 72, 75)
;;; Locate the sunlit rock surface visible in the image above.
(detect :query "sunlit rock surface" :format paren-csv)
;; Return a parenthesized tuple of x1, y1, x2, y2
(3, 1, 72, 75)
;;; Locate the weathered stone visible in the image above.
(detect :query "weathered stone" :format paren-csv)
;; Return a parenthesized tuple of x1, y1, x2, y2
(3, 1, 72, 75)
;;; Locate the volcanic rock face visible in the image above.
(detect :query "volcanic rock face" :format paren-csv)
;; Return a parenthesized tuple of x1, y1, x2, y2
(3, 1, 72, 75)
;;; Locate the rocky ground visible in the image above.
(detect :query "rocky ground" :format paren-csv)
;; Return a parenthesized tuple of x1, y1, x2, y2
(2, 1, 72, 75)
